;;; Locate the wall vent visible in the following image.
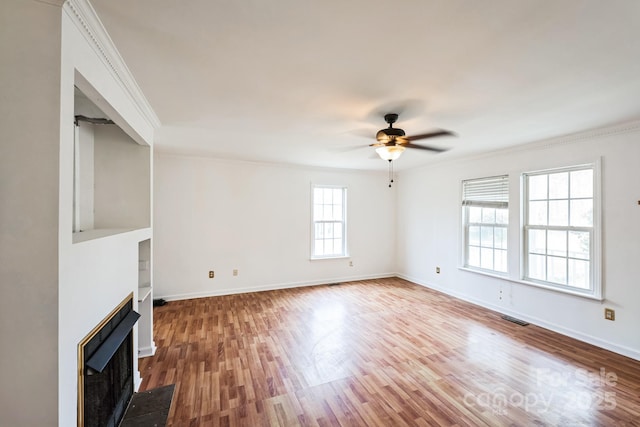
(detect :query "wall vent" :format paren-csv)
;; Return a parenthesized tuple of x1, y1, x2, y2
(501, 315, 529, 326)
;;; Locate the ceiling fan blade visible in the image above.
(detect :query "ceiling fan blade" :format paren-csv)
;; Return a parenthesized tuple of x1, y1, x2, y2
(404, 142, 448, 153)
(369, 142, 387, 147)
(406, 130, 455, 141)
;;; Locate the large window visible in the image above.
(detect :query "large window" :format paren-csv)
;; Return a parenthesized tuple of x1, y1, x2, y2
(311, 185, 347, 259)
(462, 175, 509, 273)
(523, 164, 600, 297)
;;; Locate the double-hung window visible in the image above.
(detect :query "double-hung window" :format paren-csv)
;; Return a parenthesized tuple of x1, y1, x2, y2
(462, 175, 509, 273)
(311, 185, 347, 259)
(523, 164, 600, 297)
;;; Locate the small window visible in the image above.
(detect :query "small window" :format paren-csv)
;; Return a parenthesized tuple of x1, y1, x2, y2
(462, 175, 509, 273)
(311, 185, 347, 258)
(523, 164, 600, 298)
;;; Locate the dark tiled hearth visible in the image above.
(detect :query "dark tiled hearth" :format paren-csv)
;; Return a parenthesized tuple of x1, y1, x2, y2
(120, 384, 175, 427)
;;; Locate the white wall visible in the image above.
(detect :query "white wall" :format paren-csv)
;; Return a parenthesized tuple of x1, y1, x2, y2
(57, 2, 157, 426)
(0, 1, 62, 424)
(94, 125, 151, 229)
(396, 123, 640, 360)
(154, 153, 396, 300)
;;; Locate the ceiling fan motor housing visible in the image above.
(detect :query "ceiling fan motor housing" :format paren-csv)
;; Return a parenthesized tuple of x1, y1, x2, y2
(376, 126, 405, 142)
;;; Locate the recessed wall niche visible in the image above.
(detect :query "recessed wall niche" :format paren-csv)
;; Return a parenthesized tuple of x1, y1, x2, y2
(73, 87, 150, 242)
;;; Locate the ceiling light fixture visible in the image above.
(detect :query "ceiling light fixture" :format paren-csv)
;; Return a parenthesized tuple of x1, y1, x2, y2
(375, 144, 406, 161)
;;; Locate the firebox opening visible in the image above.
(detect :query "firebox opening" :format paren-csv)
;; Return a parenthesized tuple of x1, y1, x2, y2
(78, 293, 139, 427)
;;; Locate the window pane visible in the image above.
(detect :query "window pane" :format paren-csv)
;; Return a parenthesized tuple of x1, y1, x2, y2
(314, 205, 323, 221)
(547, 230, 567, 257)
(325, 204, 332, 220)
(528, 175, 547, 200)
(482, 208, 496, 224)
(495, 208, 508, 225)
(468, 246, 480, 267)
(528, 229, 546, 255)
(327, 188, 335, 204)
(570, 169, 593, 198)
(325, 223, 333, 238)
(570, 199, 593, 227)
(314, 188, 323, 203)
(333, 239, 343, 255)
(495, 227, 507, 249)
(333, 205, 342, 220)
(568, 259, 589, 289)
(548, 256, 567, 285)
(529, 201, 547, 225)
(480, 248, 494, 270)
(495, 249, 507, 272)
(315, 223, 324, 238)
(469, 226, 480, 246)
(315, 240, 324, 256)
(548, 172, 568, 199)
(469, 207, 482, 223)
(548, 200, 568, 226)
(333, 188, 342, 204)
(334, 222, 343, 238)
(480, 226, 494, 247)
(568, 231, 590, 260)
(528, 254, 546, 280)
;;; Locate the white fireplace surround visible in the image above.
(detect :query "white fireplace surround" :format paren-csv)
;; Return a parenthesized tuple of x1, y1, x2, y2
(0, 1, 159, 426)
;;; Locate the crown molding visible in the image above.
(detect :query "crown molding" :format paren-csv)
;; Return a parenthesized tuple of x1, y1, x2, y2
(63, 0, 161, 129)
(404, 118, 640, 174)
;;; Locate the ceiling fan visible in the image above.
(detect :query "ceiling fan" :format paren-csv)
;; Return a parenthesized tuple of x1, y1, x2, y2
(370, 113, 455, 161)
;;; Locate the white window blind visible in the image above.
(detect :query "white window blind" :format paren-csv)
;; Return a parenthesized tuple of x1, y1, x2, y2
(462, 175, 509, 208)
(462, 175, 509, 273)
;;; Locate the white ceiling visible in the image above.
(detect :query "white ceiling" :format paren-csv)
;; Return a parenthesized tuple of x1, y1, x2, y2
(90, 0, 640, 171)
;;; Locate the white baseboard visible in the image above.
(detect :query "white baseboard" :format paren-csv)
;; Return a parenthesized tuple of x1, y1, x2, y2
(138, 342, 157, 358)
(397, 273, 640, 362)
(134, 371, 142, 392)
(158, 273, 396, 302)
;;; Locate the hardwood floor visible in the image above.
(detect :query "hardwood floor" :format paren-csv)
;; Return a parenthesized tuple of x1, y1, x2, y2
(139, 278, 640, 426)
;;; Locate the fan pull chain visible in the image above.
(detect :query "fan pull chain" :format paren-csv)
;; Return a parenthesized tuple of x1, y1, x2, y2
(388, 160, 394, 188)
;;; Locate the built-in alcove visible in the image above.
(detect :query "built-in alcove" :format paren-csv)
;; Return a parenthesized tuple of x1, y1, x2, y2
(138, 238, 155, 357)
(73, 87, 150, 243)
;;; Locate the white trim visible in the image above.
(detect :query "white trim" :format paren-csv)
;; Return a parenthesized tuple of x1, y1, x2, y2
(404, 118, 640, 173)
(398, 273, 640, 361)
(310, 255, 350, 261)
(137, 343, 157, 359)
(310, 184, 348, 258)
(158, 273, 395, 301)
(63, 0, 160, 130)
(521, 161, 602, 299)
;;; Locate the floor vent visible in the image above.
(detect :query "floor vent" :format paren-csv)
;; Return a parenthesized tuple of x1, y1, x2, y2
(327, 283, 342, 286)
(501, 315, 529, 326)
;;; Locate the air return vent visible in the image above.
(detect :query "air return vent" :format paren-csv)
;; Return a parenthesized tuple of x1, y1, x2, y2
(501, 315, 529, 326)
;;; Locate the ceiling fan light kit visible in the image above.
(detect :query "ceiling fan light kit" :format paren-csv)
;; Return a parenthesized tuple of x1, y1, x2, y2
(366, 112, 456, 187)
(375, 144, 406, 161)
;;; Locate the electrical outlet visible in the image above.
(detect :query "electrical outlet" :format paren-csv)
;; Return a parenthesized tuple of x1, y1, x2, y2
(208, 271, 214, 279)
(436, 266, 441, 274)
(349, 261, 353, 267)
(233, 269, 238, 276)
(604, 308, 615, 321)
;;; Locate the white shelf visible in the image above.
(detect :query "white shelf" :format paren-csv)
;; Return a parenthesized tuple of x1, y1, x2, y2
(138, 285, 152, 303)
(73, 227, 151, 244)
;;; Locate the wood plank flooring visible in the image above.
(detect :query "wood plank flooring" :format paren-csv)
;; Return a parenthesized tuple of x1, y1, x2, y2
(139, 278, 640, 426)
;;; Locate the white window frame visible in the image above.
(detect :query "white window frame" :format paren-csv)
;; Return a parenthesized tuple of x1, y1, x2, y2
(462, 175, 509, 274)
(522, 162, 602, 299)
(311, 184, 348, 259)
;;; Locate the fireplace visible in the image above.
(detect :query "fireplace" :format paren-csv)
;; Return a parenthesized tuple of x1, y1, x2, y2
(78, 293, 140, 427)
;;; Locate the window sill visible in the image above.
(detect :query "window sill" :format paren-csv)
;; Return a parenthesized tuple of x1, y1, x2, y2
(310, 255, 350, 261)
(458, 267, 603, 301)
